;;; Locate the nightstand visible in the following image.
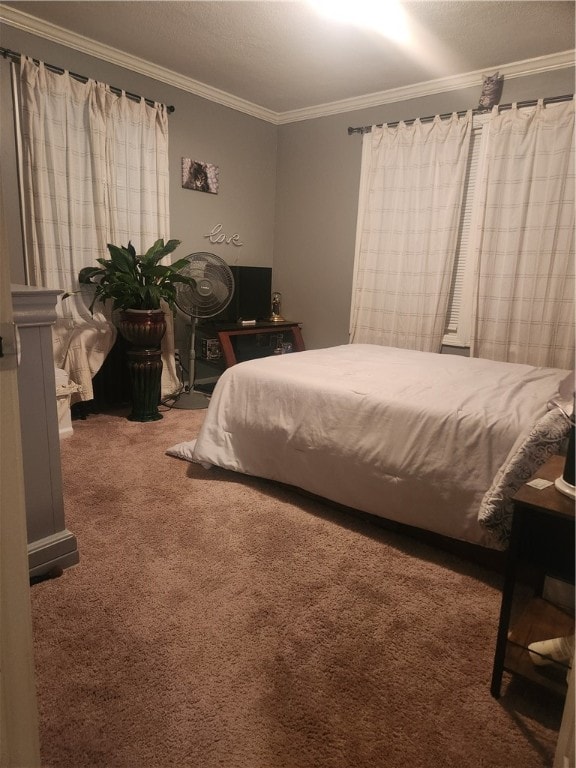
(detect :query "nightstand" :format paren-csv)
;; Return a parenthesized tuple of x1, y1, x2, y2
(490, 454, 575, 698)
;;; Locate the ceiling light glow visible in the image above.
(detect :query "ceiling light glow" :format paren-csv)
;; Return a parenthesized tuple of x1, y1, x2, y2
(308, 0, 410, 43)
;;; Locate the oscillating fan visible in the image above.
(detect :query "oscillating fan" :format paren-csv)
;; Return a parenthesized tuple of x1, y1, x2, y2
(173, 252, 234, 409)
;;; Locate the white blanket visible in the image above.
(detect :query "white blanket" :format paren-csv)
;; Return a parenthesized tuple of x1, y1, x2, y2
(185, 345, 569, 548)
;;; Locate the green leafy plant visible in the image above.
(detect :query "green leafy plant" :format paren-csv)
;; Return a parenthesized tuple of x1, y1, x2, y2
(75, 239, 195, 312)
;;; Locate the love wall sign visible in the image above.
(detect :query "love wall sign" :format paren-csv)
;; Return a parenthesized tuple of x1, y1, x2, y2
(203, 224, 243, 247)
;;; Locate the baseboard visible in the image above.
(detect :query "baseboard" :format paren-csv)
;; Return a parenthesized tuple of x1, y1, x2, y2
(28, 529, 79, 579)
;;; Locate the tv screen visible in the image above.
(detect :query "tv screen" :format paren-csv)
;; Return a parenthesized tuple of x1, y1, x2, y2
(216, 266, 272, 324)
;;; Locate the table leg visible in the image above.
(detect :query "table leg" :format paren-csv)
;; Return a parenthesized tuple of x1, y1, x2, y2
(490, 512, 522, 698)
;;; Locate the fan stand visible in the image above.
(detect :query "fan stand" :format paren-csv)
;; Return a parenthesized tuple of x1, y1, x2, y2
(172, 389, 210, 410)
(172, 317, 211, 410)
(171, 252, 235, 409)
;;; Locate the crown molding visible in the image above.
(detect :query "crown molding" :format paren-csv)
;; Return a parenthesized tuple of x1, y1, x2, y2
(0, 4, 278, 123)
(277, 49, 576, 124)
(1, 4, 574, 127)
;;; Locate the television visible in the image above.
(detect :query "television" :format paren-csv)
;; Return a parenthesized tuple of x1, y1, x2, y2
(215, 266, 272, 324)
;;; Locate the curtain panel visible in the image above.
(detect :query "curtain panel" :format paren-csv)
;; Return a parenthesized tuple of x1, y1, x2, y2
(19, 57, 178, 400)
(350, 112, 471, 352)
(469, 100, 575, 369)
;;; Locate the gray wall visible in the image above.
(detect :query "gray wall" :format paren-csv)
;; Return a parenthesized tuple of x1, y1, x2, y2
(1, 23, 573, 350)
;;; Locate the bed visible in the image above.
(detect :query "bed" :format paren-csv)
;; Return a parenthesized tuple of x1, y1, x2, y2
(169, 344, 572, 550)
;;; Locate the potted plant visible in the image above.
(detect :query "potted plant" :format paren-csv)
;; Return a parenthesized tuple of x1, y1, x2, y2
(76, 239, 195, 422)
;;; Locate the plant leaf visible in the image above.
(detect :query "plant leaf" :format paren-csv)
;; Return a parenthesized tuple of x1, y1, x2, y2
(109, 247, 136, 274)
(79, 266, 104, 284)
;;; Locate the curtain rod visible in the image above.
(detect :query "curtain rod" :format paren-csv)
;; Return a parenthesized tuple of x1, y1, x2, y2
(0, 46, 175, 114)
(347, 93, 573, 135)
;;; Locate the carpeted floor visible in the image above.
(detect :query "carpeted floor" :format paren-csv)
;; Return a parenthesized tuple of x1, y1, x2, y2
(30, 406, 564, 767)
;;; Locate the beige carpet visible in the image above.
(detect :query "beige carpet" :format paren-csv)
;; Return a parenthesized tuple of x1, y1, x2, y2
(30, 407, 564, 768)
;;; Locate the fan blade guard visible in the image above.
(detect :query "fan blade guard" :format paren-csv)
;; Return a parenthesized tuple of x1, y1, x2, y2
(175, 252, 234, 319)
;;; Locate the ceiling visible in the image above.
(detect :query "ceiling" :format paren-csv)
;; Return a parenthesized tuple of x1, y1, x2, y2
(1, 1, 574, 122)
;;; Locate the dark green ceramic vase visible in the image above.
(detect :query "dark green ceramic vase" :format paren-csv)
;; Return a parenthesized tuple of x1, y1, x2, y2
(118, 309, 166, 422)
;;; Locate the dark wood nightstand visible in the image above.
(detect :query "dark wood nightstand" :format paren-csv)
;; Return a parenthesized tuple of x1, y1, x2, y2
(490, 455, 575, 698)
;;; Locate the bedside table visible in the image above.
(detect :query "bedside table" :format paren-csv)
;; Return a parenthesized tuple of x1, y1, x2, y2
(490, 454, 575, 698)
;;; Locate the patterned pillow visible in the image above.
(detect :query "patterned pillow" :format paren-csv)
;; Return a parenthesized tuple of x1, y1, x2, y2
(478, 408, 570, 549)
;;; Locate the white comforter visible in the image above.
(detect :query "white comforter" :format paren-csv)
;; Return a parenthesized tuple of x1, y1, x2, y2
(191, 345, 569, 548)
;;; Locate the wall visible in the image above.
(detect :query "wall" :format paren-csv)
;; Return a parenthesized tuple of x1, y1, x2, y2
(0, 24, 278, 286)
(273, 69, 575, 350)
(0, 182, 41, 768)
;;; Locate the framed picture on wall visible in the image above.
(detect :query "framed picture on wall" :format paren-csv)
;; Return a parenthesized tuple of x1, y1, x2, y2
(182, 158, 219, 194)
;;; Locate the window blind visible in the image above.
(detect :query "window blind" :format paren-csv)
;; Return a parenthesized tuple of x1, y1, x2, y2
(444, 113, 491, 343)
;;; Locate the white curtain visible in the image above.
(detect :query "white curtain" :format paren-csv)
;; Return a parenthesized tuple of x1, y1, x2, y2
(19, 57, 179, 400)
(350, 112, 471, 352)
(469, 100, 575, 369)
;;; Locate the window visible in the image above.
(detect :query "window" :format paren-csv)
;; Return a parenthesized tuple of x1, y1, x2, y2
(443, 113, 491, 347)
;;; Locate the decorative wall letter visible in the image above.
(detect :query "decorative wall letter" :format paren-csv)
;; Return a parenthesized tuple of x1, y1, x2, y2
(204, 223, 244, 247)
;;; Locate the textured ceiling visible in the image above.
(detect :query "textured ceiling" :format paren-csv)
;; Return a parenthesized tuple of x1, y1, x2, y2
(2, 1, 574, 116)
